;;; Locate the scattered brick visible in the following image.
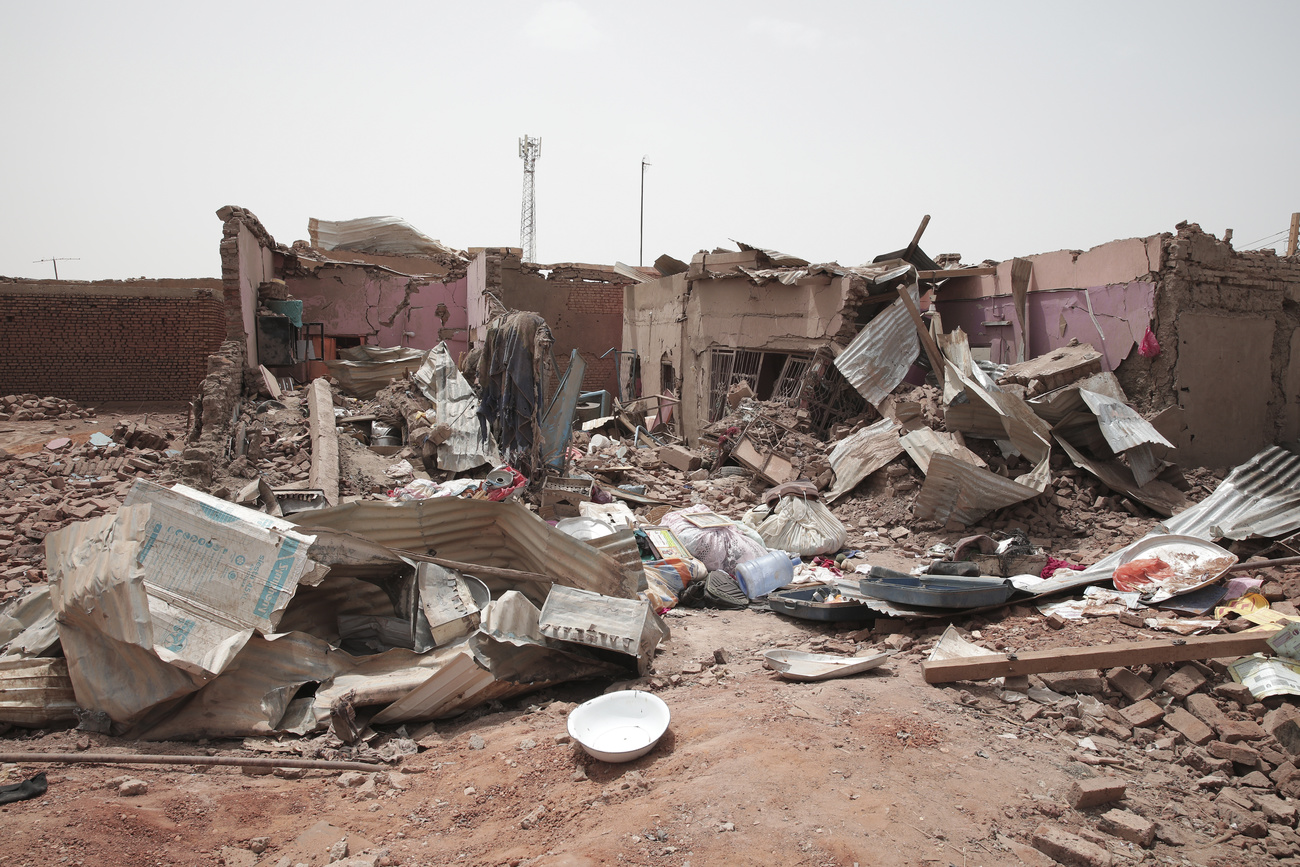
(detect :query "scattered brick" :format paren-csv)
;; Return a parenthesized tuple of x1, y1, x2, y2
(1032, 824, 1112, 867)
(1097, 808, 1155, 847)
(1068, 777, 1126, 809)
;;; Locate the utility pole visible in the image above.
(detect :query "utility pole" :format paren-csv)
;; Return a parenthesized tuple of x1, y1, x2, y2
(33, 257, 79, 279)
(1288, 212, 1299, 258)
(518, 135, 541, 263)
(639, 156, 650, 267)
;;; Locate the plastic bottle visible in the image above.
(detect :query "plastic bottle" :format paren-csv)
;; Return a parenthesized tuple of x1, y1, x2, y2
(735, 550, 801, 599)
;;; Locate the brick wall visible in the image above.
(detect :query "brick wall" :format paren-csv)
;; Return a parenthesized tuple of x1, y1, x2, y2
(0, 288, 228, 401)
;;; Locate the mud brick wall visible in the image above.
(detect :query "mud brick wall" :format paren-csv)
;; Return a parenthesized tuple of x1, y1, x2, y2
(0, 283, 228, 402)
(1126, 223, 1300, 466)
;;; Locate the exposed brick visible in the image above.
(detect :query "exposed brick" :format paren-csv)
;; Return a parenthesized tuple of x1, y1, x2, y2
(1160, 664, 1208, 699)
(1097, 808, 1155, 847)
(1032, 824, 1112, 867)
(1106, 668, 1153, 702)
(1120, 698, 1165, 728)
(1068, 777, 1126, 809)
(1164, 707, 1214, 745)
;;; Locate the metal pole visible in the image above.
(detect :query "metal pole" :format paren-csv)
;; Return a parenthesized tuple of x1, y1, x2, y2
(640, 157, 650, 267)
(0, 751, 384, 772)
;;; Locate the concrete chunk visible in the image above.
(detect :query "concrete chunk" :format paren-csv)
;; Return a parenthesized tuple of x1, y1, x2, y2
(1165, 707, 1214, 745)
(1160, 664, 1208, 699)
(1097, 808, 1155, 847)
(1068, 777, 1127, 809)
(1032, 824, 1112, 867)
(1120, 698, 1165, 728)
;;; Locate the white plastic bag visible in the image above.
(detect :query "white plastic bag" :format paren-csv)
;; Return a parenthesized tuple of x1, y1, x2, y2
(755, 496, 847, 557)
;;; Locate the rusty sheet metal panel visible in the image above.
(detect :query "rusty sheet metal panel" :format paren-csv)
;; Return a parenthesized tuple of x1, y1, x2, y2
(834, 284, 921, 407)
(1037, 444, 1300, 596)
(899, 428, 987, 476)
(293, 498, 635, 600)
(913, 453, 1042, 526)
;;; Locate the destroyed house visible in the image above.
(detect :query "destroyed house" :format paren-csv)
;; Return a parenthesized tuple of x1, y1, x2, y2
(623, 244, 923, 442)
(934, 222, 1300, 468)
(218, 207, 472, 383)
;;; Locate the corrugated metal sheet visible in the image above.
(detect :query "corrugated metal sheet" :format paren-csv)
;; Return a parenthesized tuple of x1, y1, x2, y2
(913, 453, 1042, 526)
(292, 498, 636, 601)
(826, 418, 902, 502)
(1079, 389, 1173, 453)
(308, 216, 463, 259)
(325, 346, 427, 399)
(413, 343, 500, 472)
(899, 428, 987, 476)
(1037, 444, 1300, 596)
(834, 284, 921, 407)
(1054, 435, 1188, 518)
(0, 657, 77, 727)
(539, 350, 587, 469)
(1028, 372, 1127, 424)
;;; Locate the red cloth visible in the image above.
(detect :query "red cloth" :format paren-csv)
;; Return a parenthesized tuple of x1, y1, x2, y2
(1040, 557, 1084, 579)
(1138, 326, 1160, 358)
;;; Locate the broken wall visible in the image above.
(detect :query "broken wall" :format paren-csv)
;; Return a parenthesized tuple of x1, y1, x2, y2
(283, 263, 469, 360)
(0, 278, 227, 401)
(216, 205, 278, 369)
(939, 224, 1300, 468)
(467, 249, 626, 395)
(935, 236, 1163, 371)
(625, 270, 854, 442)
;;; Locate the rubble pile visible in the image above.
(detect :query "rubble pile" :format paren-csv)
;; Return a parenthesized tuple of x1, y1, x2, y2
(0, 395, 95, 422)
(0, 425, 179, 601)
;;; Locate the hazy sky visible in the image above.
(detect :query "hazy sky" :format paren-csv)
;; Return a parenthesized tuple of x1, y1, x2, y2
(3, 1, 1297, 281)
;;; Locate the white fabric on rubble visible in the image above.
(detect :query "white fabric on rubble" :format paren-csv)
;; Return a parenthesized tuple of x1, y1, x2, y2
(748, 496, 847, 557)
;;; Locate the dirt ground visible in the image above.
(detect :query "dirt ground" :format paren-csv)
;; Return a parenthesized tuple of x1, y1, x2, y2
(1, 400, 1297, 867)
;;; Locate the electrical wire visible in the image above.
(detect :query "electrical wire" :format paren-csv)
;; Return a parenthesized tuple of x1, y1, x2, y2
(1240, 228, 1288, 250)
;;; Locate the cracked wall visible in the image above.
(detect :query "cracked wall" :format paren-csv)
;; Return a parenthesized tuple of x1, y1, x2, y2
(217, 205, 277, 369)
(284, 265, 469, 360)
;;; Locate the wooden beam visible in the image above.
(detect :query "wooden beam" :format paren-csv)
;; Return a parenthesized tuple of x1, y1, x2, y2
(921, 633, 1276, 684)
(908, 215, 931, 251)
(916, 267, 997, 280)
(1288, 212, 1299, 258)
(896, 285, 945, 390)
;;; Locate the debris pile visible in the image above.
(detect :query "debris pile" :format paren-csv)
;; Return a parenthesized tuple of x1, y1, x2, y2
(0, 395, 95, 422)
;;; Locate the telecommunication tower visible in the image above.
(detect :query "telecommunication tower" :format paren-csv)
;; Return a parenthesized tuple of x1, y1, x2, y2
(518, 135, 541, 262)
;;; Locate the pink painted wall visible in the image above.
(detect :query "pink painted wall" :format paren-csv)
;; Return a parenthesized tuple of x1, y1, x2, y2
(286, 265, 468, 359)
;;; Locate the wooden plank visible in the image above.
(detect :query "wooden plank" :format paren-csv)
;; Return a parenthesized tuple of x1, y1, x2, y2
(896, 285, 946, 390)
(922, 633, 1276, 684)
(916, 267, 997, 280)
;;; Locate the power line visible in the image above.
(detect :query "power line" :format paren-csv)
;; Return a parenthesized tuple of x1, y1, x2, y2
(33, 257, 79, 279)
(1240, 229, 1287, 250)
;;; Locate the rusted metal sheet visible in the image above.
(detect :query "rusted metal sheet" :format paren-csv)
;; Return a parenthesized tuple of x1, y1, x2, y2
(834, 285, 921, 407)
(913, 452, 1043, 526)
(324, 346, 428, 399)
(292, 498, 636, 601)
(826, 418, 903, 502)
